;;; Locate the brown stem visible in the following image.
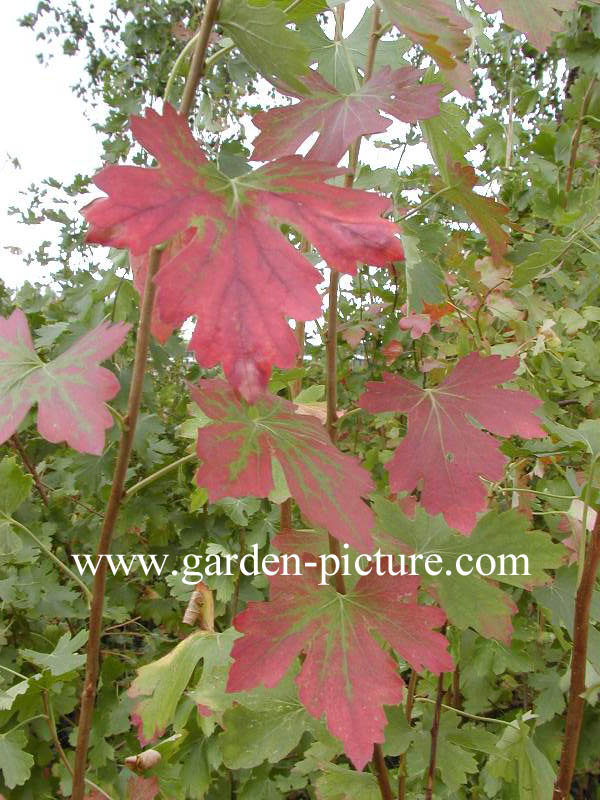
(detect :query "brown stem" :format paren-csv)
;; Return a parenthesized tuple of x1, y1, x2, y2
(425, 672, 445, 800)
(280, 499, 292, 530)
(70, 246, 162, 798)
(180, 0, 221, 117)
(553, 514, 600, 799)
(10, 434, 49, 506)
(565, 76, 596, 196)
(71, 9, 221, 793)
(398, 669, 418, 800)
(43, 690, 73, 776)
(372, 743, 394, 800)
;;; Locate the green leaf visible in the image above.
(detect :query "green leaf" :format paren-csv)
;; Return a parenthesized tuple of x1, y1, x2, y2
(545, 419, 600, 460)
(382, 705, 413, 756)
(512, 238, 566, 287)
(0, 457, 32, 517)
(250, 0, 328, 20)
(402, 233, 444, 311)
(129, 628, 238, 741)
(298, 6, 410, 91)
(219, 0, 310, 91)
(314, 763, 381, 800)
(0, 729, 34, 789)
(20, 629, 88, 676)
(220, 669, 320, 768)
(421, 100, 474, 176)
(483, 718, 555, 800)
(375, 498, 565, 641)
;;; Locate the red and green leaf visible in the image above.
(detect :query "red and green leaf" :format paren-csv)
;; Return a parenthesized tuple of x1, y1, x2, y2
(227, 568, 452, 769)
(251, 66, 441, 164)
(375, 0, 473, 97)
(0, 309, 129, 455)
(82, 104, 404, 400)
(477, 0, 577, 52)
(435, 161, 510, 264)
(359, 353, 545, 533)
(190, 379, 375, 550)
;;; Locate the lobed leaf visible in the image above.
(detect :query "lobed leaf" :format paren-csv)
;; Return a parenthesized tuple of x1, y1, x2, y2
(227, 567, 452, 769)
(191, 379, 375, 550)
(360, 353, 545, 533)
(0, 309, 129, 455)
(82, 104, 403, 401)
(251, 66, 441, 164)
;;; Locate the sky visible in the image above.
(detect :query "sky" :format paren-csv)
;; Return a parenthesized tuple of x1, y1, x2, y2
(0, 0, 431, 289)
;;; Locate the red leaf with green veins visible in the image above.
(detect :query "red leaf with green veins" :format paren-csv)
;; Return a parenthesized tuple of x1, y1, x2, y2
(227, 569, 452, 769)
(477, 0, 576, 52)
(82, 104, 403, 401)
(0, 309, 129, 455)
(190, 379, 374, 550)
(375, 0, 473, 98)
(251, 66, 441, 164)
(359, 353, 544, 533)
(435, 161, 510, 264)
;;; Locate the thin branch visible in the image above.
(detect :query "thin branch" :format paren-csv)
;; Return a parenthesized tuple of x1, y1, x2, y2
(398, 669, 418, 800)
(180, 0, 221, 117)
(372, 743, 394, 800)
(425, 673, 445, 800)
(10, 434, 49, 506)
(70, 245, 164, 799)
(124, 453, 196, 499)
(565, 77, 597, 196)
(553, 512, 600, 799)
(8, 517, 91, 603)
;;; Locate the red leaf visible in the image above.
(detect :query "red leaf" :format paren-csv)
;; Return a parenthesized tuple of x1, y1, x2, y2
(360, 353, 545, 533)
(251, 66, 441, 164)
(399, 312, 432, 340)
(477, 0, 576, 52)
(0, 309, 129, 455)
(376, 0, 473, 97)
(82, 104, 404, 401)
(227, 569, 452, 769)
(190, 379, 374, 550)
(127, 776, 160, 800)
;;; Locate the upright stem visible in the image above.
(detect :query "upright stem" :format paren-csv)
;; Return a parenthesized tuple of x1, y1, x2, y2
(553, 512, 600, 799)
(565, 77, 596, 196)
(180, 0, 221, 117)
(71, 247, 162, 799)
(398, 669, 418, 800)
(324, 5, 393, 795)
(372, 743, 394, 800)
(425, 672, 445, 800)
(71, 7, 220, 792)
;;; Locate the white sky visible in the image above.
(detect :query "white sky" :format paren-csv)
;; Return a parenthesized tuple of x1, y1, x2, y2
(0, 0, 432, 289)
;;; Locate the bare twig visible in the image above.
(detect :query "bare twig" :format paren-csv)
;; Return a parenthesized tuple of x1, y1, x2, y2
(565, 77, 597, 196)
(553, 513, 600, 799)
(425, 672, 445, 800)
(398, 669, 418, 800)
(372, 743, 394, 800)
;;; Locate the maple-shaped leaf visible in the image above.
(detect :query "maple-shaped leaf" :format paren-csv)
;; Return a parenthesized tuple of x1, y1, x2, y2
(360, 353, 544, 533)
(0, 309, 129, 455)
(434, 161, 510, 264)
(375, 0, 473, 98)
(374, 497, 565, 642)
(251, 66, 441, 164)
(190, 379, 374, 550)
(82, 104, 403, 401)
(227, 568, 452, 769)
(477, 0, 576, 52)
